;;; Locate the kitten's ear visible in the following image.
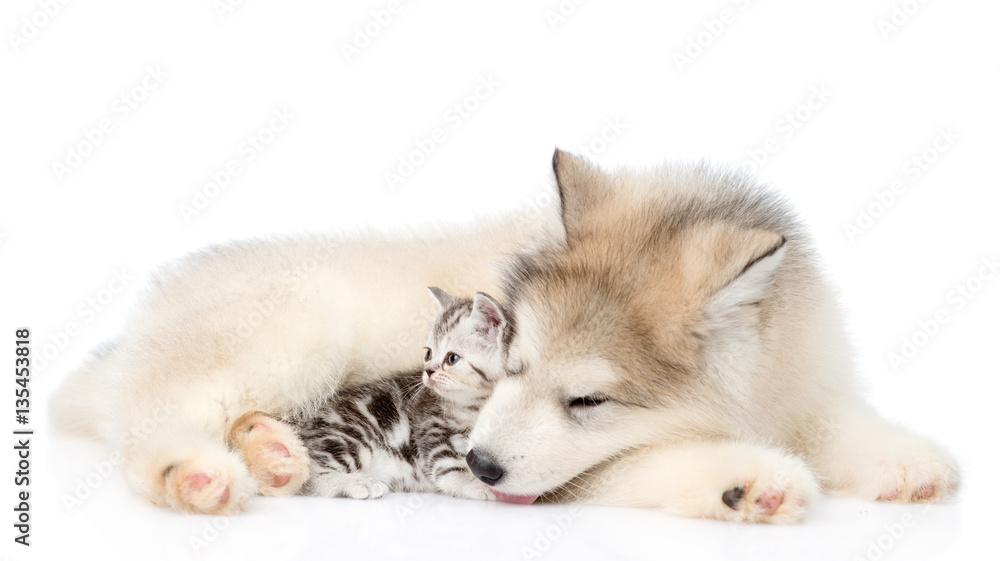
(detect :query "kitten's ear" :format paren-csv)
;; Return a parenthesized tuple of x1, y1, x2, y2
(428, 287, 459, 311)
(471, 293, 506, 347)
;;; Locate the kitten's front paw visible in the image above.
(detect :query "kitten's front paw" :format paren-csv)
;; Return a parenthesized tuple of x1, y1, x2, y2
(307, 472, 390, 500)
(343, 477, 390, 500)
(449, 434, 471, 456)
(452, 479, 498, 502)
(228, 412, 310, 496)
(719, 455, 818, 524)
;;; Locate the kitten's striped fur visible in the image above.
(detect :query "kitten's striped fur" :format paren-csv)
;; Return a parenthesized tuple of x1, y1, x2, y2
(294, 289, 509, 500)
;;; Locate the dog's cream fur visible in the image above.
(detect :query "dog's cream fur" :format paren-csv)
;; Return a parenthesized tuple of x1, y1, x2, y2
(52, 150, 958, 521)
(467, 151, 959, 522)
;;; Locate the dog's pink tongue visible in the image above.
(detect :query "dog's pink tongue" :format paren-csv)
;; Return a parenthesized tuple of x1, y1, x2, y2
(491, 491, 539, 505)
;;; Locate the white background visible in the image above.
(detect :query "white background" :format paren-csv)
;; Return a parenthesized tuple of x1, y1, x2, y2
(2, 1, 998, 560)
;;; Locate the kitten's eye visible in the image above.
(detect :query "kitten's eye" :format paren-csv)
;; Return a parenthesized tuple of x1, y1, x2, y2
(568, 395, 608, 408)
(446, 352, 461, 365)
(424, 348, 432, 362)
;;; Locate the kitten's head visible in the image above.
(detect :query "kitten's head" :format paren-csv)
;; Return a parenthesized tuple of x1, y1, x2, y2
(423, 287, 509, 409)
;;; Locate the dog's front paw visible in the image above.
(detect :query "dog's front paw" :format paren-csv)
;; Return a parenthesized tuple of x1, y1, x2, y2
(718, 455, 818, 524)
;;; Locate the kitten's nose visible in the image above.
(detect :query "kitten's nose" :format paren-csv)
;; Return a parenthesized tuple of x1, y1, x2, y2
(466, 448, 505, 486)
(425, 368, 435, 377)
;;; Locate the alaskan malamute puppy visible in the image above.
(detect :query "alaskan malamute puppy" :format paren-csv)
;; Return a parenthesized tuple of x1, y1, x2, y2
(52, 150, 958, 521)
(465, 151, 959, 522)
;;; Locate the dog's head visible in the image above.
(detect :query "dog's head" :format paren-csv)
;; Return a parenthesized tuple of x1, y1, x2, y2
(466, 150, 791, 501)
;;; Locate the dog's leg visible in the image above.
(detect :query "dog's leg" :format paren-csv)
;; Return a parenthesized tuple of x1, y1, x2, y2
(227, 412, 310, 496)
(808, 400, 960, 503)
(570, 441, 819, 524)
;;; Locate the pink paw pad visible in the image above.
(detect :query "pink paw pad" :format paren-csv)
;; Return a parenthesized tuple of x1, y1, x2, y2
(878, 488, 901, 502)
(185, 472, 212, 492)
(257, 442, 292, 488)
(269, 473, 292, 488)
(250, 423, 270, 434)
(756, 490, 785, 516)
(182, 472, 230, 507)
(912, 483, 935, 501)
(265, 442, 290, 458)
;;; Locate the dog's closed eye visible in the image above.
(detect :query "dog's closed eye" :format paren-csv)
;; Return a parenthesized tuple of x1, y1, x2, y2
(568, 395, 608, 408)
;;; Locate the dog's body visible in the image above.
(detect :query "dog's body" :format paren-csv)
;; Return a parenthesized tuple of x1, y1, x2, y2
(52, 217, 559, 513)
(464, 152, 959, 522)
(53, 150, 958, 519)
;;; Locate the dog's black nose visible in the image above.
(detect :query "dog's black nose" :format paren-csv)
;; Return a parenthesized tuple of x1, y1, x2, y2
(466, 448, 504, 486)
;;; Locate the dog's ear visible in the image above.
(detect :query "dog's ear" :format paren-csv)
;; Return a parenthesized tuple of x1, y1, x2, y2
(552, 148, 610, 242)
(703, 234, 786, 323)
(678, 225, 787, 338)
(428, 286, 459, 311)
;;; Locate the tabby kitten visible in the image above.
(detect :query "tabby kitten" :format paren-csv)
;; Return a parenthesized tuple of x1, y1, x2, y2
(294, 287, 509, 501)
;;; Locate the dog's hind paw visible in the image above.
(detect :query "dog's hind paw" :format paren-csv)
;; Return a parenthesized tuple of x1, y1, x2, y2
(871, 451, 960, 504)
(228, 412, 310, 496)
(162, 453, 255, 515)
